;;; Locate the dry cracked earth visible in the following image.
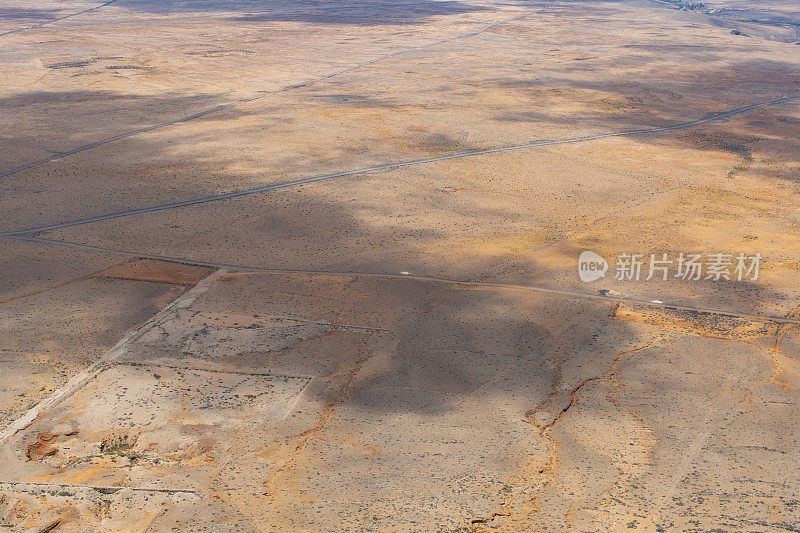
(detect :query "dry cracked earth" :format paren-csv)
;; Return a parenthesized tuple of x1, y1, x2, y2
(1, 0, 800, 531)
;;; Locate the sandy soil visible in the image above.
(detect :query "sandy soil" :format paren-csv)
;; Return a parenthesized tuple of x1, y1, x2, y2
(1, 0, 799, 530)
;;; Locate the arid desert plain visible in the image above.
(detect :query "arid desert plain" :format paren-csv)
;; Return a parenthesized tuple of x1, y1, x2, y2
(1, 0, 800, 530)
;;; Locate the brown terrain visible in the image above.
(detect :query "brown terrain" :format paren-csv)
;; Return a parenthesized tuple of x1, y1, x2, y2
(0, 0, 799, 530)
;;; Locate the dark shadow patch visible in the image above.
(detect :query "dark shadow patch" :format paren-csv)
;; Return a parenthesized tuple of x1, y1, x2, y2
(0, 7, 60, 21)
(685, 131, 756, 161)
(311, 93, 398, 108)
(45, 61, 93, 69)
(117, 0, 491, 25)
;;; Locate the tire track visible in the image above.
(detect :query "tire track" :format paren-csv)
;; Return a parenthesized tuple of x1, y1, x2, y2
(0, 267, 225, 447)
(3, 94, 797, 237)
(0, 0, 119, 37)
(0, 6, 548, 180)
(4, 234, 800, 327)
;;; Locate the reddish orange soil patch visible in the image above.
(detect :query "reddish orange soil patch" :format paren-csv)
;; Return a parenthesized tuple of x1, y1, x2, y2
(26, 432, 59, 461)
(612, 303, 780, 340)
(97, 259, 211, 286)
